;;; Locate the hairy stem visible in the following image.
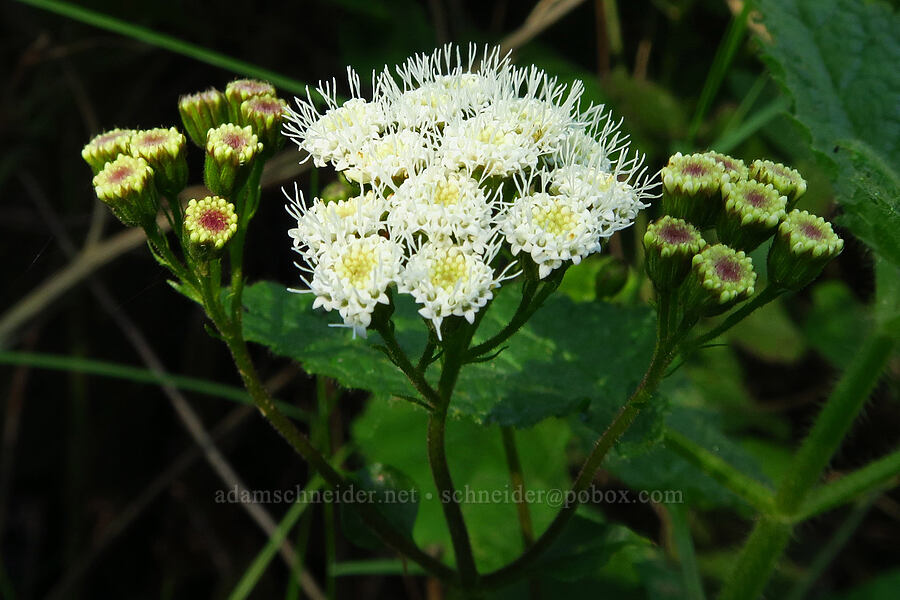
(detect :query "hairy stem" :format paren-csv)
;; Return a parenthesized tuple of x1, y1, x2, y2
(718, 332, 896, 600)
(689, 285, 783, 351)
(501, 426, 535, 548)
(665, 429, 775, 514)
(198, 286, 455, 582)
(430, 325, 479, 588)
(796, 447, 900, 520)
(483, 336, 675, 588)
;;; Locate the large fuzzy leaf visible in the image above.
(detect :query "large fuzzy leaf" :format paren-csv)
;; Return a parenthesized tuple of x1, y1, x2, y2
(756, 0, 900, 265)
(242, 281, 658, 439)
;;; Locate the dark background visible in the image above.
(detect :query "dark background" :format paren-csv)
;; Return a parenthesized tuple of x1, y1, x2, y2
(1, 0, 898, 598)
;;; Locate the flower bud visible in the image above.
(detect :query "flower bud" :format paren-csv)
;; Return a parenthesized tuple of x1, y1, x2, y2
(183, 196, 238, 259)
(717, 180, 787, 251)
(225, 79, 276, 122)
(660, 152, 728, 228)
(681, 244, 756, 317)
(130, 127, 188, 197)
(643, 216, 705, 292)
(750, 160, 807, 209)
(594, 256, 630, 300)
(92, 155, 159, 227)
(703, 151, 749, 182)
(767, 210, 843, 291)
(321, 172, 356, 204)
(82, 128, 134, 173)
(178, 89, 228, 147)
(204, 124, 263, 197)
(240, 95, 287, 153)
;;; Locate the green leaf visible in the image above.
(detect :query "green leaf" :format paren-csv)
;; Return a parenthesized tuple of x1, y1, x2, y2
(725, 297, 806, 363)
(350, 398, 572, 572)
(605, 407, 771, 512)
(16, 0, 312, 96)
(340, 463, 420, 551)
(802, 280, 870, 366)
(756, 0, 900, 265)
(824, 568, 900, 600)
(832, 139, 900, 267)
(228, 478, 323, 600)
(242, 281, 659, 438)
(530, 509, 638, 582)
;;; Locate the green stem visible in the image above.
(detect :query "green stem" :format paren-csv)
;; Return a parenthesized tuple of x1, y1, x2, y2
(467, 268, 567, 362)
(717, 517, 792, 600)
(146, 224, 195, 289)
(665, 429, 775, 514)
(776, 333, 896, 513)
(430, 325, 479, 588)
(718, 332, 896, 600)
(229, 161, 264, 322)
(315, 376, 336, 600)
(658, 291, 673, 342)
(196, 284, 454, 582)
(483, 336, 675, 589)
(669, 503, 705, 600)
(467, 279, 538, 359)
(689, 285, 783, 351)
(796, 447, 900, 520)
(15, 0, 315, 97)
(373, 320, 439, 408)
(686, 0, 753, 144)
(501, 426, 535, 548)
(786, 492, 879, 600)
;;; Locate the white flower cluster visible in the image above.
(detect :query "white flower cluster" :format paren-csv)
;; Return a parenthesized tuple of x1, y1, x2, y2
(284, 44, 655, 337)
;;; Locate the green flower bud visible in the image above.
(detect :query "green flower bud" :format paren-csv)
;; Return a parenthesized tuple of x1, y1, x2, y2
(767, 210, 843, 291)
(240, 94, 287, 154)
(130, 127, 188, 197)
(81, 128, 134, 174)
(594, 256, 630, 300)
(750, 159, 807, 209)
(178, 89, 228, 147)
(682, 244, 756, 317)
(703, 151, 749, 182)
(204, 124, 263, 197)
(660, 152, 728, 228)
(717, 180, 787, 251)
(225, 79, 276, 122)
(643, 216, 705, 292)
(183, 196, 238, 259)
(321, 172, 356, 204)
(92, 155, 159, 227)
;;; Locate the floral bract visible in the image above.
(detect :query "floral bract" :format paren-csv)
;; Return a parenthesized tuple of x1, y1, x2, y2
(284, 44, 655, 336)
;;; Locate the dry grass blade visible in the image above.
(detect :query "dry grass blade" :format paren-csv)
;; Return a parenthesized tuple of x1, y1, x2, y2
(501, 0, 587, 52)
(19, 172, 326, 600)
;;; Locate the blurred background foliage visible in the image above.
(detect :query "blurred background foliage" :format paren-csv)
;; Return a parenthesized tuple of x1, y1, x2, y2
(1, 0, 898, 598)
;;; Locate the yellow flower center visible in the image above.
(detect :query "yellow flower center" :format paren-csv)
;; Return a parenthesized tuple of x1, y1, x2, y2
(333, 198, 359, 218)
(533, 200, 577, 237)
(434, 179, 461, 206)
(336, 244, 378, 288)
(429, 249, 467, 289)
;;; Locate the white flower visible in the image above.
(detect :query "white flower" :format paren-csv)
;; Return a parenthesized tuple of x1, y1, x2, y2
(343, 127, 432, 183)
(494, 97, 578, 153)
(303, 235, 404, 338)
(502, 190, 600, 279)
(386, 166, 497, 253)
(398, 241, 512, 338)
(439, 108, 540, 177)
(286, 186, 386, 258)
(283, 43, 657, 337)
(284, 68, 387, 169)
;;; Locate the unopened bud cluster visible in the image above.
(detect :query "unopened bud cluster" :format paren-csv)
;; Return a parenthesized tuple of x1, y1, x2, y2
(647, 151, 841, 318)
(82, 78, 287, 265)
